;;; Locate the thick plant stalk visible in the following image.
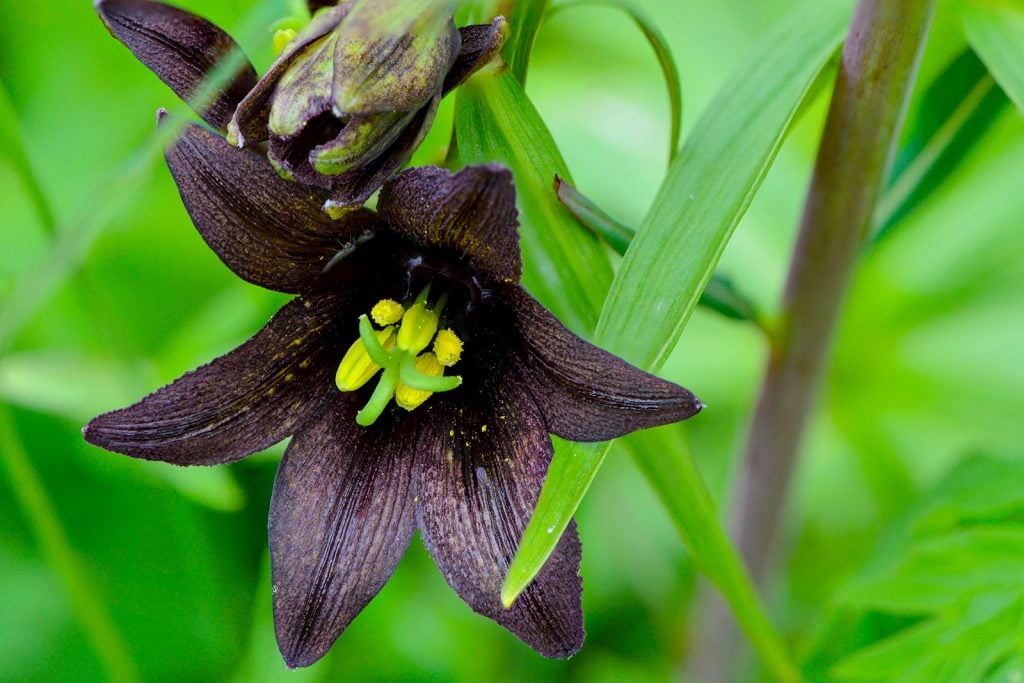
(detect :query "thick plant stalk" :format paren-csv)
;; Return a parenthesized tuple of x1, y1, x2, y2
(692, 0, 936, 679)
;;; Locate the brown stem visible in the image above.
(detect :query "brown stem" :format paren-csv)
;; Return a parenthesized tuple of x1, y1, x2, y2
(692, 0, 936, 679)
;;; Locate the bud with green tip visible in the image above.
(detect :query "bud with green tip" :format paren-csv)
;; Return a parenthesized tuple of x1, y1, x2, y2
(96, 0, 504, 213)
(229, 0, 507, 213)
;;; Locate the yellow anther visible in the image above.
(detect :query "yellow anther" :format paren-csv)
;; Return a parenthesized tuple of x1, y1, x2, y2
(396, 302, 440, 354)
(336, 326, 396, 391)
(272, 28, 297, 56)
(395, 353, 444, 411)
(371, 299, 405, 326)
(433, 329, 463, 367)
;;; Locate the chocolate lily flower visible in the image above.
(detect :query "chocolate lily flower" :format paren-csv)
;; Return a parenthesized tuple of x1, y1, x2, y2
(83, 120, 702, 665)
(96, 0, 505, 212)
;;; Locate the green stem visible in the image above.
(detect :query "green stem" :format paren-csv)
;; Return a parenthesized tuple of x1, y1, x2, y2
(736, 0, 936, 586)
(703, 0, 936, 679)
(0, 407, 138, 682)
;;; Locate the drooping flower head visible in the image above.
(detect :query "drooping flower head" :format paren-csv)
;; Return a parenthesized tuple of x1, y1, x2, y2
(83, 117, 703, 665)
(97, 0, 505, 211)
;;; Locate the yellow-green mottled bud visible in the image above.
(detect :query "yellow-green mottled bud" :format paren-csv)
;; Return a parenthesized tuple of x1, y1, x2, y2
(268, 33, 338, 137)
(331, 0, 458, 115)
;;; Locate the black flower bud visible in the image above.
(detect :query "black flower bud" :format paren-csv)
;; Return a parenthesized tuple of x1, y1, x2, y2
(229, 0, 505, 212)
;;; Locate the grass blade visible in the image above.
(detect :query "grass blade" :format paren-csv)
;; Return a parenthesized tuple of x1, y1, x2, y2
(0, 407, 139, 682)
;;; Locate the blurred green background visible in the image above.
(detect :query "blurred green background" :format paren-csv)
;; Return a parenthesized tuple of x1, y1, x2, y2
(2, 0, 1023, 681)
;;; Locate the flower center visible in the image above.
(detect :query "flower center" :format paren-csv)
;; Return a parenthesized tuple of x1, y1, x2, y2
(335, 285, 464, 426)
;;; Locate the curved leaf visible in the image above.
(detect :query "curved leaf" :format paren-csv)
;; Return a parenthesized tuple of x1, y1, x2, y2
(550, 0, 683, 163)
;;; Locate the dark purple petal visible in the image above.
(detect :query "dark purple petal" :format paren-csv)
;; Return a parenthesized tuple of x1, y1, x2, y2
(442, 18, 507, 94)
(163, 117, 376, 294)
(502, 285, 703, 441)
(322, 96, 440, 213)
(96, 0, 258, 131)
(331, 1, 458, 115)
(83, 294, 348, 465)
(416, 370, 584, 657)
(229, 4, 349, 146)
(377, 164, 522, 282)
(270, 395, 418, 668)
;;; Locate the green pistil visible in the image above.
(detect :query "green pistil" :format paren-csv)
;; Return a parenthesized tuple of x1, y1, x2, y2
(343, 287, 464, 426)
(358, 315, 393, 366)
(398, 354, 461, 392)
(356, 365, 399, 427)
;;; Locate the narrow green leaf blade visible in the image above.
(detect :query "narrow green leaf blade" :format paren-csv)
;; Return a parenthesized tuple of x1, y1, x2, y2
(500, 0, 549, 84)
(455, 67, 613, 332)
(597, 0, 847, 368)
(699, 274, 763, 325)
(627, 429, 801, 683)
(555, 176, 763, 325)
(959, 0, 1024, 114)
(554, 175, 635, 255)
(874, 49, 1008, 240)
(504, 1, 850, 678)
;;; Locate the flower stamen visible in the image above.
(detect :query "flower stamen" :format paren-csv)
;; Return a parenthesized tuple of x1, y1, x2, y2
(396, 287, 442, 354)
(370, 299, 404, 326)
(335, 324, 396, 391)
(338, 288, 464, 425)
(433, 329, 463, 366)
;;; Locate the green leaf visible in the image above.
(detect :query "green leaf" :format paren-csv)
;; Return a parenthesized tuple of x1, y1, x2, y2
(455, 66, 613, 332)
(959, 0, 1024, 114)
(0, 79, 56, 236)
(0, 407, 138, 682)
(0, 350, 149, 422)
(555, 176, 763, 325)
(815, 456, 1024, 681)
(842, 529, 1024, 613)
(626, 428, 803, 680)
(503, 0, 850, 678)
(550, 0, 683, 163)
(699, 275, 763, 326)
(500, 0, 550, 84)
(873, 49, 1009, 241)
(554, 175, 633, 255)
(596, 0, 845, 370)
(986, 653, 1024, 683)
(833, 596, 1023, 682)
